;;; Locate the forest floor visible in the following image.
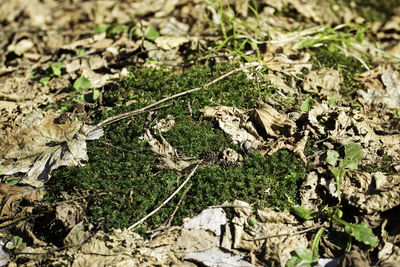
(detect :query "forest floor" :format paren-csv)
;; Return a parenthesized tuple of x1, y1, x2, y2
(1, 0, 400, 266)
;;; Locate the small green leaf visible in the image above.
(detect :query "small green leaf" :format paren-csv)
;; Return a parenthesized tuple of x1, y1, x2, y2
(291, 206, 316, 220)
(94, 24, 110, 34)
(76, 49, 85, 57)
(248, 217, 257, 227)
(5, 177, 19, 185)
(344, 222, 378, 247)
(29, 70, 36, 79)
(109, 23, 128, 36)
(60, 105, 70, 113)
(394, 107, 400, 119)
(286, 248, 315, 267)
(326, 150, 339, 166)
(300, 97, 313, 112)
(92, 89, 100, 101)
(328, 97, 337, 105)
(40, 76, 51, 85)
(12, 236, 23, 249)
(344, 143, 363, 167)
(132, 28, 142, 37)
(146, 58, 158, 64)
(51, 62, 62, 77)
(6, 236, 23, 250)
(330, 166, 345, 179)
(144, 27, 160, 41)
(73, 75, 91, 91)
(336, 209, 343, 218)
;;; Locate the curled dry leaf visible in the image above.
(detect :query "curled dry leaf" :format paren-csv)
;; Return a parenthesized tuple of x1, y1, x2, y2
(56, 202, 84, 230)
(256, 207, 308, 266)
(141, 117, 200, 171)
(200, 106, 263, 150)
(303, 67, 342, 99)
(300, 172, 322, 211)
(184, 247, 255, 267)
(358, 67, 400, 109)
(341, 172, 400, 213)
(183, 208, 226, 236)
(0, 183, 43, 220)
(250, 103, 296, 138)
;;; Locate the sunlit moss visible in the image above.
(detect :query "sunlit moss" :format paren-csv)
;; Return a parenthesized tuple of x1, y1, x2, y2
(46, 63, 306, 232)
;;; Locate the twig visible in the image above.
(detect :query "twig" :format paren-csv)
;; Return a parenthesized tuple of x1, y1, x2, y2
(127, 164, 199, 230)
(100, 140, 136, 154)
(92, 62, 304, 131)
(166, 183, 192, 226)
(148, 183, 193, 239)
(251, 225, 321, 241)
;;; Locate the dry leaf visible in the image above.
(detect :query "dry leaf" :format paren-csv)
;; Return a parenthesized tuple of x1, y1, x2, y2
(303, 68, 342, 99)
(0, 183, 43, 220)
(341, 172, 400, 213)
(201, 106, 263, 150)
(250, 103, 296, 138)
(184, 247, 255, 267)
(183, 208, 226, 236)
(0, 112, 103, 187)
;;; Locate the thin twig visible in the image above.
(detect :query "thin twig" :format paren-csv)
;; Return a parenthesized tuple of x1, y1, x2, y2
(127, 164, 199, 230)
(251, 225, 321, 241)
(148, 183, 193, 239)
(100, 140, 136, 154)
(92, 62, 304, 131)
(166, 183, 192, 226)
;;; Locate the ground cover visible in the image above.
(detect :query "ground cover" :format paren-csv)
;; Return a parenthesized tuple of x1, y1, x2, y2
(1, 0, 400, 266)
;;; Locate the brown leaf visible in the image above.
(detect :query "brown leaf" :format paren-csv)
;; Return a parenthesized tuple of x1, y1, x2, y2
(0, 183, 43, 220)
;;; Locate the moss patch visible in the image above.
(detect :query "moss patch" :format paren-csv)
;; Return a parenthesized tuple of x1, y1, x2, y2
(340, 0, 400, 22)
(46, 63, 306, 232)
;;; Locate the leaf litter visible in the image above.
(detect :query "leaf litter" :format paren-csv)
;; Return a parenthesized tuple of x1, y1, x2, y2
(1, 0, 400, 266)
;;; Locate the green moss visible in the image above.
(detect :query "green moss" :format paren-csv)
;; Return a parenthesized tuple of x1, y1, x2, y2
(340, 0, 400, 22)
(46, 63, 306, 232)
(361, 155, 397, 174)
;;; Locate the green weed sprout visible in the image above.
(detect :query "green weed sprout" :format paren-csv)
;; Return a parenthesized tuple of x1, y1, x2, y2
(298, 24, 372, 70)
(5, 236, 23, 250)
(40, 62, 63, 85)
(205, 0, 266, 61)
(288, 143, 378, 266)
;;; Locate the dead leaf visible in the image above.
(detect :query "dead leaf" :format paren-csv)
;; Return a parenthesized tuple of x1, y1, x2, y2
(341, 172, 400, 213)
(303, 68, 342, 99)
(56, 203, 84, 229)
(358, 68, 400, 109)
(0, 183, 43, 220)
(184, 247, 255, 267)
(0, 112, 103, 187)
(183, 208, 226, 236)
(250, 103, 296, 138)
(200, 106, 263, 150)
(142, 117, 200, 171)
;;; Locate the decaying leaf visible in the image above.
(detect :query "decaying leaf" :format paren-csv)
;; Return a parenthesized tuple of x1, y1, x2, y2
(341, 172, 400, 213)
(184, 247, 255, 267)
(0, 183, 43, 220)
(300, 172, 322, 211)
(303, 67, 342, 99)
(142, 116, 200, 171)
(0, 112, 103, 187)
(250, 103, 296, 138)
(200, 106, 263, 150)
(358, 67, 400, 109)
(183, 208, 226, 236)
(56, 203, 84, 230)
